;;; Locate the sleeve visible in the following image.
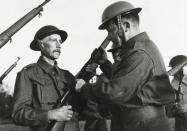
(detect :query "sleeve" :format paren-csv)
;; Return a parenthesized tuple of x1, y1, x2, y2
(12, 70, 49, 126)
(100, 59, 113, 78)
(65, 71, 85, 114)
(82, 50, 153, 106)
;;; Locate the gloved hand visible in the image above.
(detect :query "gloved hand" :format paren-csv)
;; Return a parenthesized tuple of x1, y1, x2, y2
(91, 47, 108, 65)
(85, 63, 98, 77)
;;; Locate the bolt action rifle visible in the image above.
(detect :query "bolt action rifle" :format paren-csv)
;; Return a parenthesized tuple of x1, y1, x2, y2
(76, 37, 110, 82)
(47, 37, 110, 131)
(0, 0, 51, 49)
(0, 57, 21, 84)
(168, 59, 187, 76)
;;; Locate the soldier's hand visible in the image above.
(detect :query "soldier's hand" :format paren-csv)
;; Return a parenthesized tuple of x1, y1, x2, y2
(91, 48, 108, 65)
(75, 79, 86, 92)
(97, 74, 110, 83)
(107, 24, 122, 46)
(48, 105, 73, 121)
(85, 63, 98, 76)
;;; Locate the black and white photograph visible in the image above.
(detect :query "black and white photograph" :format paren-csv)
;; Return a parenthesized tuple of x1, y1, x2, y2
(0, 0, 186, 131)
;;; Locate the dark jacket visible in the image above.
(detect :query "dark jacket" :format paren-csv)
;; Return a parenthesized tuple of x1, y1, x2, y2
(12, 57, 81, 131)
(82, 32, 175, 131)
(166, 77, 187, 131)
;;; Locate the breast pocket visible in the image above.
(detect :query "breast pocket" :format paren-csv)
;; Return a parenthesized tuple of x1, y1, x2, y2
(31, 79, 44, 106)
(31, 78, 59, 109)
(42, 78, 59, 103)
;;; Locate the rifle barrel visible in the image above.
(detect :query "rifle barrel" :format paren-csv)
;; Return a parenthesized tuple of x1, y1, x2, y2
(0, 57, 21, 83)
(0, 0, 51, 48)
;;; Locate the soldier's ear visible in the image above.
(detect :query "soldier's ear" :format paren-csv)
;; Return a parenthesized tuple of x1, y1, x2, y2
(122, 21, 130, 32)
(37, 40, 44, 50)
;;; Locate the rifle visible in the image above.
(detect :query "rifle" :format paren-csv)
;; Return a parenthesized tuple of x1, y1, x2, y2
(46, 90, 70, 131)
(167, 59, 187, 87)
(176, 75, 183, 103)
(47, 37, 110, 131)
(0, 57, 21, 84)
(0, 0, 51, 49)
(167, 59, 187, 76)
(76, 37, 110, 82)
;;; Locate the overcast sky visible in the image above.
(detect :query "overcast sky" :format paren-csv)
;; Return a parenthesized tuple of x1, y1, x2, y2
(0, 0, 187, 94)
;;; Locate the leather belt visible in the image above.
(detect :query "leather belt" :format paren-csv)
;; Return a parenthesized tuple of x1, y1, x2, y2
(117, 105, 166, 122)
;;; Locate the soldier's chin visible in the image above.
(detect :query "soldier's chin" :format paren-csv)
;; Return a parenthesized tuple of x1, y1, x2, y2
(53, 52, 60, 59)
(55, 51, 60, 55)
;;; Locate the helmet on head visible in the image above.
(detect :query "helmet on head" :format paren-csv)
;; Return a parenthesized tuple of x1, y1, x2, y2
(30, 25, 68, 51)
(169, 55, 187, 68)
(99, 1, 141, 30)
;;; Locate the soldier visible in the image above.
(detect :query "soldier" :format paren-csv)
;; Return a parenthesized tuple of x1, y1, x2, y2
(12, 25, 82, 131)
(75, 1, 175, 131)
(80, 46, 118, 131)
(168, 55, 187, 131)
(83, 42, 121, 131)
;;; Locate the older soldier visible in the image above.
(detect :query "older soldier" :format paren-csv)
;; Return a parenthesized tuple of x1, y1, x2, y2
(76, 1, 175, 131)
(12, 25, 81, 131)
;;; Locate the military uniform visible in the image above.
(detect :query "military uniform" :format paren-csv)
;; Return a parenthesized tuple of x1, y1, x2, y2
(81, 32, 175, 131)
(12, 57, 82, 131)
(170, 77, 187, 131)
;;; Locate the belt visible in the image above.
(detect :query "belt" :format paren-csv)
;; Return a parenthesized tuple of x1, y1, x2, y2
(115, 105, 166, 122)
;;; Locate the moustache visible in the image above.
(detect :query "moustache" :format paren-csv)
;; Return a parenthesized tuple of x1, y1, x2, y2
(53, 49, 61, 53)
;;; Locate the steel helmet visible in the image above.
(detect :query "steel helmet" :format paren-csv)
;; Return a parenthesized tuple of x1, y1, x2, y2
(169, 55, 187, 68)
(30, 25, 68, 51)
(99, 1, 142, 30)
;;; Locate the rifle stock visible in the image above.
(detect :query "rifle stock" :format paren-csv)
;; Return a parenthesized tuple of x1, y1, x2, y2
(0, 0, 51, 49)
(46, 91, 70, 131)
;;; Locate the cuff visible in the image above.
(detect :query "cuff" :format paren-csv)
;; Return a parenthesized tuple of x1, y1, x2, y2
(35, 110, 49, 123)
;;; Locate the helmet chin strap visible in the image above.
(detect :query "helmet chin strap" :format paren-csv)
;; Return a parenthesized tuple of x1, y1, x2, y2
(117, 15, 125, 36)
(117, 15, 122, 29)
(117, 15, 125, 45)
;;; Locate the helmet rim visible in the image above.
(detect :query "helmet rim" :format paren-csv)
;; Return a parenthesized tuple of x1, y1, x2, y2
(99, 1, 141, 30)
(30, 25, 68, 51)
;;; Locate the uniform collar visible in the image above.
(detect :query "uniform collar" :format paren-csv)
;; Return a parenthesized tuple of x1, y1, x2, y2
(37, 57, 60, 74)
(121, 32, 149, 50)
